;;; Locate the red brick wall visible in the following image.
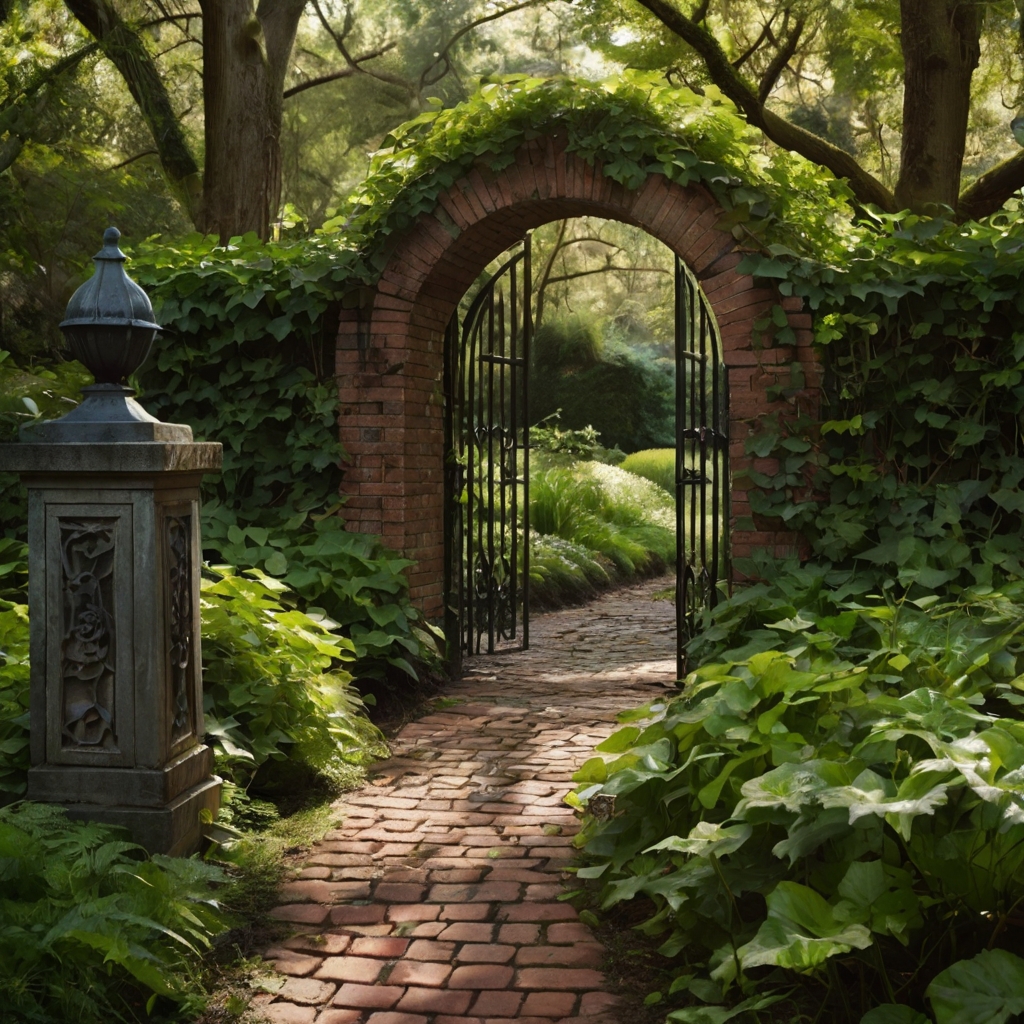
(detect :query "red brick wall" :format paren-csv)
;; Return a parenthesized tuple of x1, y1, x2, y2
(337, 137, 819, 617)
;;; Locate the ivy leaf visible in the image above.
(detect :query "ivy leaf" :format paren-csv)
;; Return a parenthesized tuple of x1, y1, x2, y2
(263, 551, 288, 576)
(926, 949, 1024, 1024)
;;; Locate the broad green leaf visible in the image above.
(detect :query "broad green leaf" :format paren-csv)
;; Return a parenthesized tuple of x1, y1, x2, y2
(646, 822, 752, 859)
(927, 949, 1024, 1024)
(727, 882, 872, 977)
(861, 1006, 930, 1024)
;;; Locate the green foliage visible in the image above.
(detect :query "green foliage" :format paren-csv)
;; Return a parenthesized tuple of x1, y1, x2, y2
(530, 533, 612, 610)
(734, 205, 1024, 591)
(528, 458, 675, 608)
(531, 460, 674, 574)
(531, 336, 675, 453)
(126, 237, 440, 678)
(0, 802, 228, 1023)
(200, 567, 387, 791)
(335, 72, 850, 266)
(0, 558, 386, 799)
(534, 312, 604, 369)
(925, 948, 1024, 1024)
(531, 413, 624, 464)
(0, 353, 92, 540)
(0, 595, 29, 799)
(621, 448, 676, 495)
(573, 563, 1024, 1021)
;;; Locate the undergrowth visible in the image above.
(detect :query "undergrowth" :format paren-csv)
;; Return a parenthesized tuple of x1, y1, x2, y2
(622, 449, 676, 495)
(0, 803, 228, 1024)
(571, 560, 1024, 1023)
(529, 456, 676, 609)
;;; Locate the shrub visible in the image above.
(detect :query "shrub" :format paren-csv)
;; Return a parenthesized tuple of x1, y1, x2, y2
(0, 561, 387, 800)
(200, 567, 388, 792)
(534, 312, 604, 370)
(621, 448, 676, 495)
(531, 412, 624, 464)
(529, 533, 611, 610)
(0, 596, 29, 800)
(571, 564, 1024, 1022)
(530, 339, 674, 454)
(0, 802, 228, 1023)
(527, 459, 675, 608)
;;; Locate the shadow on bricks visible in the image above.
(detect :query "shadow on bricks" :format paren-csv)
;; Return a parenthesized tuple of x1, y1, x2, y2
(257, 577, 679, 1024)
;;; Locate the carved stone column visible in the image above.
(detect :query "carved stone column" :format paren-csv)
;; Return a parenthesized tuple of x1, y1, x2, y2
(0, 228, 222, 855)
(0, 443, 222, 854)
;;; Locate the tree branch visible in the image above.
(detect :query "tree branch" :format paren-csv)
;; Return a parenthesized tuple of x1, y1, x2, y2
(957, 150, 1024, 221)
(63, 0, 202, 222)
(732, 20, 771, 70)
(0, 42, 101, 174)
(283, 42, 397, 98)
(103, 148, 158, 171)
(634, 0, 896, 212)
(758, 13, 803, 105)
(311, 0, 413, 94)
(418, 0, 544, 91)
(545, 265, 671, 285)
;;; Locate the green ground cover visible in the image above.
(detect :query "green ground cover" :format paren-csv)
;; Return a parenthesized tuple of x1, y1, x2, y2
(621, 449, 676, 495)
(571, 563, 1024, 1023)
(527, 425, 679, 608)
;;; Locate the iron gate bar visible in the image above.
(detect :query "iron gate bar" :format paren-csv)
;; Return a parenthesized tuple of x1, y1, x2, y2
(675, 254, 730, 680)
(444, 238, 531, 659)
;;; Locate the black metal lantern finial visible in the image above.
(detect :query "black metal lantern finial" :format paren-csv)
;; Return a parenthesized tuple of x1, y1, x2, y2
(59, 227, 161, 384)
(21, 227, 191, 443)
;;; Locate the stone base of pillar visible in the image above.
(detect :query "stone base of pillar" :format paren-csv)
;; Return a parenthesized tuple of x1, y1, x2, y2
(56, 775, 222, 857)
(27, 742, 220, 854)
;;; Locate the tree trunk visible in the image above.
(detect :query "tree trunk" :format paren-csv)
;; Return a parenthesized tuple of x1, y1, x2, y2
(198, 0, 304, 241)
(895, 0, 982, 213)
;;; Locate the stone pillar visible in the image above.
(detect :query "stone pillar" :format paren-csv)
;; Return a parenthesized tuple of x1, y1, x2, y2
(0, 227, 223, 855)
(0, 442, 222, 855)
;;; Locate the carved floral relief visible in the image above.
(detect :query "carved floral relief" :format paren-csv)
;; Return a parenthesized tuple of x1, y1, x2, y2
(167, 514, 193, 741)
(59, 518, 116, 747)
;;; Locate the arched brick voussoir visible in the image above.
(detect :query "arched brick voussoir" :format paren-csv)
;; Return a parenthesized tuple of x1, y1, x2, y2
(335, 139, 820, 617)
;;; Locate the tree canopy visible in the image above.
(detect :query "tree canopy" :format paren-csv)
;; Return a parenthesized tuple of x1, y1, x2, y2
(4, 0, 1024, 355)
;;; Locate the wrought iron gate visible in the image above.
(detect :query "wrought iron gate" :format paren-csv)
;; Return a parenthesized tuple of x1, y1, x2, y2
(444, 240, 727, 676)
(675, 255, 730, 679)
(444, 239, 532, 662)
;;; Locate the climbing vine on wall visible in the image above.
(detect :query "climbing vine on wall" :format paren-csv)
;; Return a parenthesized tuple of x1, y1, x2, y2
(736, 205, 1024, 590)
(329, 71, 851, 267)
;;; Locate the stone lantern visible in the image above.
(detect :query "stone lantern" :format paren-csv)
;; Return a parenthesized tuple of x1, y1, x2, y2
(0, 227, 222, 855)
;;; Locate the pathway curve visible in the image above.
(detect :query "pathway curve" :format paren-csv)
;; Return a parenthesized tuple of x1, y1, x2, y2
(255, 577, 677, 1024)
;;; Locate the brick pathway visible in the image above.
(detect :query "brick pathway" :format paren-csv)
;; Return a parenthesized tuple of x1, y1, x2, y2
(255, 577, 677, 1024)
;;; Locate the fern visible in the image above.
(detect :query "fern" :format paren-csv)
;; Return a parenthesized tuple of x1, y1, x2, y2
(0, 803, 228, 1023)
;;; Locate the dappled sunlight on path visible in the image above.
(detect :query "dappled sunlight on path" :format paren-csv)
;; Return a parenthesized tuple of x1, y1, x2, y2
(255, 577, 677, 1024)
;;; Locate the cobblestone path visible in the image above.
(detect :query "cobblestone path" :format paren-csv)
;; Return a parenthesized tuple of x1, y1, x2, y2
(256, 577, 677, 1024)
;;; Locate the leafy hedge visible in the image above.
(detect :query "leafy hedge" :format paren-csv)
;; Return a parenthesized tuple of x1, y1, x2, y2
(735, 206, 1024, 594)
(572, 563, 1024, 1022)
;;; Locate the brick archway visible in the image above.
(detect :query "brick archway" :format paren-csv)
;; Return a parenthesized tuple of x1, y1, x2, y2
(336, 137, 819, 618)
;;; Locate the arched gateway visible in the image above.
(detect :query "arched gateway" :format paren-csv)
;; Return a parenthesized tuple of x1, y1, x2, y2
(334, 135, 820, 632)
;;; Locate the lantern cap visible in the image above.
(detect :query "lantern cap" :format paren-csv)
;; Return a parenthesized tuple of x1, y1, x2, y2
(59, 227, 161, 332)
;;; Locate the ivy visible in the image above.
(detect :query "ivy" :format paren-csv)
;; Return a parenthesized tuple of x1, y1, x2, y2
(735, 205, 1024, 591)
(329, 71, 850, 266)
